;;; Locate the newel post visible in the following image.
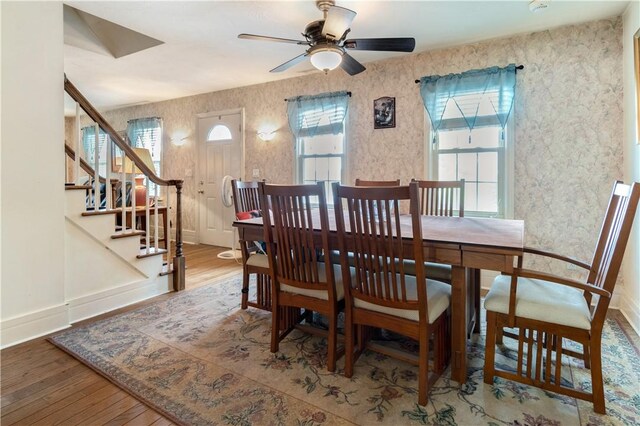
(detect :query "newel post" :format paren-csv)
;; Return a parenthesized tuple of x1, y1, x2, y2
(172, 180, 185, 291)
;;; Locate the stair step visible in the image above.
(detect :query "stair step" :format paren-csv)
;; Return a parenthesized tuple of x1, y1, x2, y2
(159, 264, 173, 276)
(65, 185, 92, 190)
(137, 247, 168, 259)
(82, 209, 121, 216)
(111, 230, 145, 239)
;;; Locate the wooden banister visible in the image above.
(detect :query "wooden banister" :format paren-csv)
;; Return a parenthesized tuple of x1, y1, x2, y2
(64, 76, 181, 188)
(64, 75, 185, 292)
(65, 143, 108, 184)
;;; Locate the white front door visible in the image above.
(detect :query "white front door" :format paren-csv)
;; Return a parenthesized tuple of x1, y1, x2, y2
(197, 110, 243, 247)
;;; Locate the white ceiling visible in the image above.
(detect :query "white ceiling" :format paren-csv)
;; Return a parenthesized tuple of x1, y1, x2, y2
(64, 0, 629, 112)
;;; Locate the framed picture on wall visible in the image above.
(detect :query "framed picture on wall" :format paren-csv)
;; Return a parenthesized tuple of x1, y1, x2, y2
(374, 96, 396, 129)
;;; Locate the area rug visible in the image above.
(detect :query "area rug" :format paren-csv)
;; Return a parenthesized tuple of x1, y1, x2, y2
(50, 274, 640, 425)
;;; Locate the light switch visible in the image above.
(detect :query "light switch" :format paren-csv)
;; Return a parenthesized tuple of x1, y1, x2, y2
(185, 169, 193, 177)
(252, 169, 260, 178)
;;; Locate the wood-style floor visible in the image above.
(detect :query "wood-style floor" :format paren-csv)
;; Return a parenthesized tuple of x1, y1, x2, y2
(0, 244, 241, 426)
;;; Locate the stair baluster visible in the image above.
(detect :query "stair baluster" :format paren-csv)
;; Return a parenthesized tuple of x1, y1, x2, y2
(74, 102, 81, 185)
(154, 183, 159, 252)
(105, 135, 112, 210)
(145, 177, 150, 255)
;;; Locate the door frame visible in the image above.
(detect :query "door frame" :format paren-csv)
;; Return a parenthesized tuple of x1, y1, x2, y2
(195, 107, 245, 244)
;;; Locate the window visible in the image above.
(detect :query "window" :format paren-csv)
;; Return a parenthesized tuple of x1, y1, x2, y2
(287, 91, 349, 205)
(420, 65, 516, 218)
(126, 117, 163, 193)
(81, 126, 108, 177)
(429, 109, 513, 217)
(207, 124, 232, 141)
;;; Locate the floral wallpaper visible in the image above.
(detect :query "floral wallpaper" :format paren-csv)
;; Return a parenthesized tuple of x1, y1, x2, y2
(97, 18, 623, 282)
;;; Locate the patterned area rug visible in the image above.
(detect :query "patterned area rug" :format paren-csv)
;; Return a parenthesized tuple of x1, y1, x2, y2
(50, 274, 640, 425)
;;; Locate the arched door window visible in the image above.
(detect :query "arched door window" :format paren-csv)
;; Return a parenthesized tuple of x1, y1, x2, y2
(207, 124, 232, 141)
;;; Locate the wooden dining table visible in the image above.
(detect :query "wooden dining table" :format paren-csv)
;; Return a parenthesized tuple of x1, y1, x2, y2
(234, 212, 524, 384)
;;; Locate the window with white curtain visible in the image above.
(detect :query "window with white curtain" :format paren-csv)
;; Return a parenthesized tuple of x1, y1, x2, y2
(420, 65, 517, 218)
(287, 92, 349, 205)
(126, 117, 163, 193)
(81, 126, 108, 177)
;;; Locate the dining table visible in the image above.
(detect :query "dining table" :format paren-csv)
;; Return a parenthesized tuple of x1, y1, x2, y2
(233, 212, 524, 384)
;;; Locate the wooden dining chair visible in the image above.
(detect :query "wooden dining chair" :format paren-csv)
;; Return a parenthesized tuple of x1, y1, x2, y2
(333, 182, 451, 406)
(412, 179, 465, 217)
(231, 179, 270, 311)
(355, 178, 400, 187)
(259, 181, 347, 372)
(406, 179, 465, 284)
(483, 181, 640, 414)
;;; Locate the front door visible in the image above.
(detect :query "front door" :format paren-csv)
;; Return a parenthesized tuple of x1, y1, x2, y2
(197, 110, 243, 247)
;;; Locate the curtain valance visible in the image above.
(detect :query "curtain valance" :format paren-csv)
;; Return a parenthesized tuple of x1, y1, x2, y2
(287, 91, 349, 138)
(419, 64, 516, 137)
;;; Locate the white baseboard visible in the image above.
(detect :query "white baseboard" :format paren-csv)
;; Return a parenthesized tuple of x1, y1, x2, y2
(1, 304, 70, 349)
(169, 229, 197, 245)
(480, 270, 501, 291)
(620, 291, 640, 336)
(67, 275, 171, 324)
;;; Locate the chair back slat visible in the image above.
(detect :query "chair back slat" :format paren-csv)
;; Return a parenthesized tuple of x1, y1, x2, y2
(260, 182, 334, 296)
(589, 182, 640, 296)
(412, 179, 465, 217)
(355, 178, 401, 187)
(231, 179, 261, 214)
(334, 182, 426, 315)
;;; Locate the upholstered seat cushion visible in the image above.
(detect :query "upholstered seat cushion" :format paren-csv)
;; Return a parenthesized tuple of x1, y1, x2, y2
(484, 274, 592, 330)
(246, 253, 269, 269)
(280, 263, 352, 301)
(402, 260, 452, 282)
(330, 252, 452, 283)
(353, 277, 451, 324)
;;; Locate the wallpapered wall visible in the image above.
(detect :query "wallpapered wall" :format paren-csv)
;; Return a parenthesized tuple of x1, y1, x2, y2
(95, 18, 623, 280)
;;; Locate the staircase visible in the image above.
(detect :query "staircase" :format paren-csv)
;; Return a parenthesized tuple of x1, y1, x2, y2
(62, 76, 185, 322)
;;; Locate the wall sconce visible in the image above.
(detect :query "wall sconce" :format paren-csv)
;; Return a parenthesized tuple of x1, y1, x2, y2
(172, 136, 188, 146)
(257, 130, 276, 141)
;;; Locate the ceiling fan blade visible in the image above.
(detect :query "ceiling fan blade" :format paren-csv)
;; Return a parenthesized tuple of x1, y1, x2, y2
(340, 53, 365, 76)
(344, 38, 416, 52)
(270, 52, 309, 73)
(321, 6, 356, 40)
(238, 33, 308, 45)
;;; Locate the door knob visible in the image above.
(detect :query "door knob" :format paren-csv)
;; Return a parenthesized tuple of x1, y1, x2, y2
(198, 190, 204, 194)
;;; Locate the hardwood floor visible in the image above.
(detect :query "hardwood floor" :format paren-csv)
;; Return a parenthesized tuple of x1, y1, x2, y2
(1, 244, 242, 425)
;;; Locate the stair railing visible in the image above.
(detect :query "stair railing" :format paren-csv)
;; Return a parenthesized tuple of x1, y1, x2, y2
(64, 76, 185, 291)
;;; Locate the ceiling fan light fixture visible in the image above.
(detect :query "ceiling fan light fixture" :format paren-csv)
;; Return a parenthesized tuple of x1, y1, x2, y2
(310, 46, 343, 72)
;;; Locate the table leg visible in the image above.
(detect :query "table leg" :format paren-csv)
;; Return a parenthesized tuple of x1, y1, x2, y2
(473, 268, 481, 334)
(450, 265, 467, 384)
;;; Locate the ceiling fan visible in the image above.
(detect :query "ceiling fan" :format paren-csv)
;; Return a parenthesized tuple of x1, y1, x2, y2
(238, 0, 415, 76)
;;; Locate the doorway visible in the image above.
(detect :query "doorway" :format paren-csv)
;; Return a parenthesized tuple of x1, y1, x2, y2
(197, 109, 244, 247)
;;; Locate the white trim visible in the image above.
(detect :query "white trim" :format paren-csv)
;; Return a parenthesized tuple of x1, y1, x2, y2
(621, 288, 640, 336)
(67, 276, 171, 323)
(480, 269, 500, 290)
(171, 228, 197, 245)
(1, 304, 70, 349)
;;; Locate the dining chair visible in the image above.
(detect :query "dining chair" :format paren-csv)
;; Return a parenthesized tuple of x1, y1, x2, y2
(412, 179, 465, 217)
(231, 179, 270, 311)
(329, 179, 401, 266)
(333, 182, 451, 406)
(355, 178, 400, 186)
(407, 179, 465, 284)
(259, 181, 347, 372)
(483, 181, 640, 414)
